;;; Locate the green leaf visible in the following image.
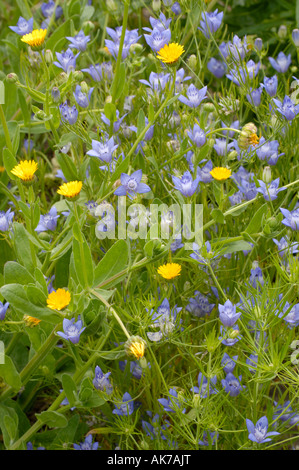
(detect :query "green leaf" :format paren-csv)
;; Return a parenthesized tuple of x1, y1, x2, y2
(0, 356, 22, 390)
(2, 148, 18, 179)
(62, 374, 77, 407)
(0, 404, 19, 449)
(93, 240, 128, 288)
(72, 234, 94, 288)
(18, 89, 30, 126)
(244, 203, 268, 235)
(4, 261, 35, 285)
(56, 153, 78, 182)
(137, 109, 146, 137)
(211, 208, 225, 224)
(36, 411, 68, 428)
(113, 63, 126, 101)
(103, 102, 117, 123)
(12, 222, 35, 272)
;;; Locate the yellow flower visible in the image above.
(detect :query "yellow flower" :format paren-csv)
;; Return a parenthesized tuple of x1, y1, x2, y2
(21, 29, 47, 49)
(125, 336, 147, 360)
(11, 160, 38, 182)
(23, 315, 41, 327)
(210, 167, 232, 181)
(57, 181, 82, 199)
(157, 262, 182, 280)
(47, 288, 71, 311)
(157, 43, 185, 65)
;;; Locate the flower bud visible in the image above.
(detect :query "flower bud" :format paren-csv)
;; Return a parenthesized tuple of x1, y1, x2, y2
(82, 20, 95, 33)
(152, 0, 161, 11)
(278, 25, 287, 39)
(203, 103, 216, 112)
(51, 86, 60, 102)
(6, 72, 19, 83)
(254, 38, 263, 51)
(106, 0, 117, 11)
(187, 54, 197, 71)
(262, 166, 272, 184)
(130, 43, 143, 55)
(238, 122, 258, 149)
(105, 95, 113, 104)
(73, 70, 84, 82)
(80, 81, 89, 94)
(227, 150, 238, 160)
(44, 49, 53, 64)
(292, 29, 299, 47)
(125, 336, 147, 360)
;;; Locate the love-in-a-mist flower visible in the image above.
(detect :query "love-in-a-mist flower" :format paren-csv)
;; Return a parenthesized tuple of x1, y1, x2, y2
(73, 85, 94, 108)
(47, 288, 71, 310)
(256, 178, 285, 201)
(59, 101, 78, 125)
(178, 84, 207, 108)
(218, 300, 241, 327)
(11, 160, 38, 182)
(157, 262, 181, 280)
(0, 208, 14, 232)
(66, 30, 90, 51)
(156, 42, 184, 64)
(57, 181, 82, 199)
(280, 207, 299, 230)
(199, 9, 223, 39)
(268, 51, 291, 73)
(73, 435, 99, 451)
(9, 17, 33, 36)
(113, 392, 135, 416)
(53, 48, 80, 73)
(114, 170, 151, 197)
(261, 75, 278, 97)
(86, 136, 118, 163)
(57, 316, 86, 344)
(21, 29, 47, 49)
(210, 167, 232, 181)
(246, 416, 280, 444)
(35, 206, 60, 232)
(93, 365, 113, 394)
(172, 170, 200, 197)
(221, 372, 244, 397)
(0, 301, 9, 321)
(221, 352, 238, 374)
(186, 291, 215, 318)
(273, 95, 299, 121)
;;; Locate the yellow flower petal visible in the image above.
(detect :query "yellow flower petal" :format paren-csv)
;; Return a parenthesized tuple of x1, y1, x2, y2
(47, 288, 71, 311)
(210, 167, 232, 181)
(157, 43, 185, 64)
(57, 181, 82, 199)
(11, 160, 38, 182)
(157, 262, 182, 280)
(21, 29, 47, 48)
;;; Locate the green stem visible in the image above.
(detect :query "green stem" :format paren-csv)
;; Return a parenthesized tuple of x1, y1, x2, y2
(0, 103, 13, 153)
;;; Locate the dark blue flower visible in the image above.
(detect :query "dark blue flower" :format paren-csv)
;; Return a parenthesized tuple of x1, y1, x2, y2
(221, 372, 244, 397)
(93, 365, 113, 394)
(191, 372, 218, 398)
(0, 301, 9, 321)
(35, 206, 59, 232)
(73, 434, 99, 450)
(246, 416, 280, 444)
(113, 392, 135, 416)
(59, 101, 78, 125)
(172, 170, 200, 197)
(178, 84, 207, 108)
(221, 353, 238, 374)
(9, 17, 33, 36)
(57, 316, 86, 344)
(66, 30, 90, 51)
(114, 170, 151, 197)
(0, 208, 14, 232)
(280, 207, 299, 230)
(186, 291, 215, 318)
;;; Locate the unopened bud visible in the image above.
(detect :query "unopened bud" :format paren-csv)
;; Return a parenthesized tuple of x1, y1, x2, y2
(44, 49, 53, 64)
(130, 43, 143, 55)
(262, 166, 272, 184)
(152, 0, 161, 11)
(51, 86, 60, 102)
(292, 29, 299, 47)
(106, 0, 117, 11)
(6, 73, 18, 83)
(80, 81, 89, 94)
(187, 54, 197, 71)
(278, 25, 287, 39)
(203, 103, 215, 113)
(254, 38, 263, 51)
(73, 70, 84, 82)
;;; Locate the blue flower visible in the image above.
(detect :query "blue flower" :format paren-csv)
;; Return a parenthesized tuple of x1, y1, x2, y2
(9, 17, 33, 36)
(35, 206, 59, 232)
(41, 1, 63, 19)
(53, 48, 80, 74)
(280, 207, 299, 230)
(238, 178, 258, 201)
(273, 95, 299, 121)
(226, 60, 260, 86)
(172, 170, 200, 197)
(73, 434, 99, 450)
(171, 2, 181, 15)
(221, 353, 238, 374)
(142, 413, 169, 441)
(256, 178, 285, 201)
(0, 208, 14, 232)
(57, 316, 86, 344)
(207, 57, 226, 78)
(261, 75, 278, 97)
(246, 354, 258, 374)
(146, 298, 182, 342)
(113, 392, 135, 416)
(256, 137, 284, 165)
(292, 29, 299, 47)
(249, 265, 264, 288)
(139, 71, 171, 94)
(86, 136, 118, 163)
(218, 300, 241, 327)
(0, 301, 9, 321)
(276, 300, 299, 328)
(273, 401, 299, 426)
(246, 86, 263, 107)
(268, 51, 291, 73)
(213, 138, 235, 156)
(119, 360, 144, 380)
(144, 27, 171, 52)
(158, 388, 184, 413)
(82, 63, 113, 82)
(93, 365, 113, 394)
(178, 84, 207, 108)
(199, 9, 223, 39)
(144, 12, 172, 33)
(187, 124, 206, 147)
(186, 291, 215, 318)
(197, 160, 213, 183)
(66, 30, 90, 51)
(273, 236, 299, 257)
(226, 35, 248, 60)
(198, 431, 218, 447)
(101, 109, 127, 133)
(105, 27, 141, 59)
(191, 372, 218, 398)
(73, 85, 94, 108)
(221, 372, 244, 397)
(219, 324, 242, 346)
(59, 102, 78, 125)
(114, 170, 151, 197)
(246, 416, 280, 444)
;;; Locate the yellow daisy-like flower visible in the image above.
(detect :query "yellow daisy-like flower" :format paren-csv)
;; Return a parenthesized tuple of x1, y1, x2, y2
(21, 29, 47, 49)
(157, 262, 182, 280)
(157, 43, 185, 65)
(46, 288, 71, 311)
(23, 315, 41, 327)
(125, 336, 147, 360)
(210, 167, 232, 181)
(11, 160, 38, 182)
(57, 181, 82, 199)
